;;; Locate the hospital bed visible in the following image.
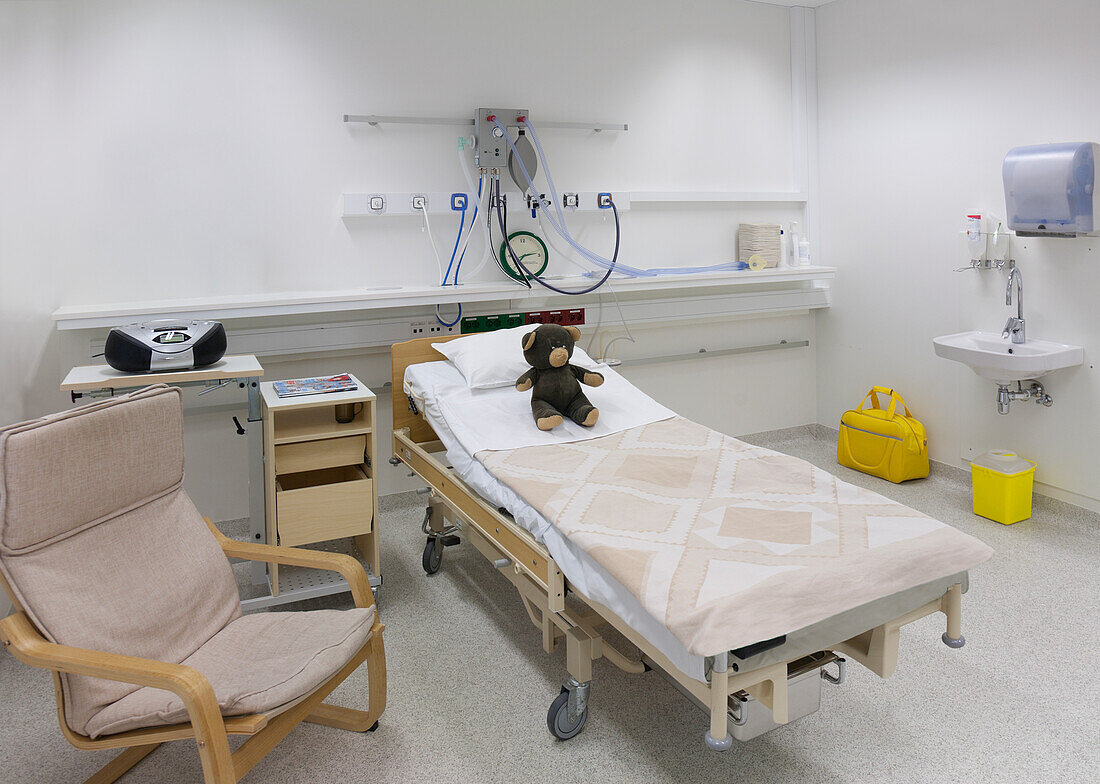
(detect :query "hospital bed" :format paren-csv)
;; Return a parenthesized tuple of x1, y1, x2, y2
(389, 336, 994, 748)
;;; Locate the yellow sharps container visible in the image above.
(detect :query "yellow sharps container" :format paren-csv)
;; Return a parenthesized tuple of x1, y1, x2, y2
(971, 450, 1036, 525)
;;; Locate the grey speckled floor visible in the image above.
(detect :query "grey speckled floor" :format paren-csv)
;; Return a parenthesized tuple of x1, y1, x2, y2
(2, 426, 1098, 784)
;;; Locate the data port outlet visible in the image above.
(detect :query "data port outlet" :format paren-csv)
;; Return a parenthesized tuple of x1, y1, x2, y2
(410, 321, 428, 336)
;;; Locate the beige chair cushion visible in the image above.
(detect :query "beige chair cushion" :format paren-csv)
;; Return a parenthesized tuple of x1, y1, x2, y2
(85, 606, 376, 739)
(0, 387, 242, 735)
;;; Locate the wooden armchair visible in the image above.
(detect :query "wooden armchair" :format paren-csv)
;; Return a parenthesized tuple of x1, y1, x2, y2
(0, 386, 385, 784)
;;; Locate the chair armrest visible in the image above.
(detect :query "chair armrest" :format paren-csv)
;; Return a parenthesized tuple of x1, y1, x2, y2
(204, 519, 375, 610)
(0, 611, 227, 737)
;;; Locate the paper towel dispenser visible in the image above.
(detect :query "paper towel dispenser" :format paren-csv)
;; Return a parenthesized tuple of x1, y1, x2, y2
(1003, 142, 1100, 237)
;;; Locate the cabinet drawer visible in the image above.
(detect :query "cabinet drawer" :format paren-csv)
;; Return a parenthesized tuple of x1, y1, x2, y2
(276, 465, 373, 547)
(274, 435, 366, 474)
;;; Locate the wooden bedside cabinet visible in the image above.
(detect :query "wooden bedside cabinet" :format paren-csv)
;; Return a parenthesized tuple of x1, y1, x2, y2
(260, 376, 379, 596)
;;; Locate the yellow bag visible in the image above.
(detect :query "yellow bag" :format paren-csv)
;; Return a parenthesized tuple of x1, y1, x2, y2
(837, 386, 929, 483)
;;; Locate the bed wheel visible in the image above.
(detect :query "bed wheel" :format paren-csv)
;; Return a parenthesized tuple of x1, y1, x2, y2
(422, 536, 444, 575)
(547, 690, 587, 741)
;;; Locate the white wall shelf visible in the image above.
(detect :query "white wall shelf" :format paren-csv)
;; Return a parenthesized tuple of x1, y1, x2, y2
(53, 266, 835, 331)
(629, 191, 807, 204)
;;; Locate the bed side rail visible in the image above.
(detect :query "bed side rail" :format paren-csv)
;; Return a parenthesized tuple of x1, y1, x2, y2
(393, 427, 566, 612)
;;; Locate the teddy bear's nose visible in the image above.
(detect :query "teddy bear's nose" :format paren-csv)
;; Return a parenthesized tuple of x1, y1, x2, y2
(549, 347, 568, 367)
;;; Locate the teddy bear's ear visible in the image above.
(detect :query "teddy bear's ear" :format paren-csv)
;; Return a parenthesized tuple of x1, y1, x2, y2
(565, 325, 581, 342)
(522, 330, 537, 351)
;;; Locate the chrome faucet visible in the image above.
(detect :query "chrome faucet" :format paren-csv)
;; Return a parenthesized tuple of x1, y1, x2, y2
(1002, 261, 1025, 344)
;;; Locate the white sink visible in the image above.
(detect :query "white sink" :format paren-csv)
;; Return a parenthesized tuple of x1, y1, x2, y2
(933, 331, 1084, 384)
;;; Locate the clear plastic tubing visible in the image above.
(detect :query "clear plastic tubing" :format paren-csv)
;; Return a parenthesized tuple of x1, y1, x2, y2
(450, 176, 483, 280)
(523, 118, 746, 276)
(499, 118, 748, 278)
(454, 141, 494, 280)
(446, 142, 480, 282)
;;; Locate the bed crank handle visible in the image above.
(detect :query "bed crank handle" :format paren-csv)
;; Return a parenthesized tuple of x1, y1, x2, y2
(821, 656, 847, 685)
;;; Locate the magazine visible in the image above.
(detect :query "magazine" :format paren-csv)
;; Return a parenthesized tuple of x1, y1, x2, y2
(273, 373, 358, 398)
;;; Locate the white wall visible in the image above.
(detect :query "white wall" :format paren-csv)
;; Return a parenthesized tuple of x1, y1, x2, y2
(815, 0, 1100, 508)
(0, 0, 817, 537)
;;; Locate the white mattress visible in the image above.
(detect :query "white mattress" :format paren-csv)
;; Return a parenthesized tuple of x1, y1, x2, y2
(404, 360, 968, 683)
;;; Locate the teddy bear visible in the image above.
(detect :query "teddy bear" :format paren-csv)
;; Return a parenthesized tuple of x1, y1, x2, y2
(515, 323, 605, 431)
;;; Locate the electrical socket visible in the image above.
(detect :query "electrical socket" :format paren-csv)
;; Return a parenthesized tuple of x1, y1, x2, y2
(459, 312, 526, 333)
(524, 308, 584, 326)
(411, 320, 455, 337)
(411, 194, 427, 211)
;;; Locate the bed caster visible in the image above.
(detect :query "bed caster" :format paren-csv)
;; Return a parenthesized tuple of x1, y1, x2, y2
(422, 536, 444, 575)
(941, 632, 966, 649)
(547, 680, 589, 740)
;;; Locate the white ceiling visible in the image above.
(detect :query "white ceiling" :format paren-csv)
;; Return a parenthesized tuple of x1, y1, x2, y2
(749, 1, 838, 8)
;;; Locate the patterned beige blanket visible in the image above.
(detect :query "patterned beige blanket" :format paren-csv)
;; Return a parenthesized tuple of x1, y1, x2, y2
(478, 417, 994, 657)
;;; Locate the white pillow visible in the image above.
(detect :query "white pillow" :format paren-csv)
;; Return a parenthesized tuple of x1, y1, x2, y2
(433, 324, 601, 390)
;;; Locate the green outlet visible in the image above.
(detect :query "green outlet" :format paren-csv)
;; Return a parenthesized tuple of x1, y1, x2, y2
(460, 311, 536, 334)
(460, 317, 481, 334)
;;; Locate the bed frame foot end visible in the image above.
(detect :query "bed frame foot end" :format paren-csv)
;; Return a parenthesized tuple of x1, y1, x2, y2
(705, 731, 733, 752)
(941, 632, 966, 649)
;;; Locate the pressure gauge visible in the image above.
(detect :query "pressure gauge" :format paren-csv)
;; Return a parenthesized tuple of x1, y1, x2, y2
(498, 230, 549, 282)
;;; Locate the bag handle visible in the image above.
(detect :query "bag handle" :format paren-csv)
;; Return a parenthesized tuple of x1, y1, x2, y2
(860, 386, 913, 420)
(858, 386, 926, 454)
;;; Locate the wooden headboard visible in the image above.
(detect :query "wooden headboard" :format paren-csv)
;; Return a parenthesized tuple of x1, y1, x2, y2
(390, 334, 464, 444)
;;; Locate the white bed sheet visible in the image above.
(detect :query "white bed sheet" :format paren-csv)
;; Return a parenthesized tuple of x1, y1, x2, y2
(404, 360, 709, 680)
